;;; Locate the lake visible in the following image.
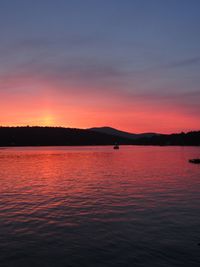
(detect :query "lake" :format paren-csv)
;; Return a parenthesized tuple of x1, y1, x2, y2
(0, 146, 200, 267)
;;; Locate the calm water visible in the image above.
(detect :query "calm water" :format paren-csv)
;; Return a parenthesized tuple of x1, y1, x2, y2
(0, 146, 200, 267)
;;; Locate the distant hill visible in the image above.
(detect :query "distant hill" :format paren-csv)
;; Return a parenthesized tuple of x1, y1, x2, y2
(137, 131, 200, 146)
(89, 126, 158, 139)
(0, 126, 133, 146)
(0, 126, 199, 146)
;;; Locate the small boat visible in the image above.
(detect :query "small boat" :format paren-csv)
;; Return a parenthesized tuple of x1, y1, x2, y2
(113, 143, 119, 150)
(189, 159, 200, 164)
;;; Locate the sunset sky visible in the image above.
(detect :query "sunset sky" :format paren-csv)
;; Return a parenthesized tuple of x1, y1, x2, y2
(0, 0, 200, 133)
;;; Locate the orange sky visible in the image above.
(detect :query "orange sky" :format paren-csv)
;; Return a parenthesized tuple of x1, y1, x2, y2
(0, 76, 199, 133)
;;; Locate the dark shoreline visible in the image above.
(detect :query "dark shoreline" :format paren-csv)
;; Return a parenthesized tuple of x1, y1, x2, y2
(0, 126, 200, 147)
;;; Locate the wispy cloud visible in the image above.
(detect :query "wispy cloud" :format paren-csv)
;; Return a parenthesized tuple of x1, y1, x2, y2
(160, 56, 200, 69)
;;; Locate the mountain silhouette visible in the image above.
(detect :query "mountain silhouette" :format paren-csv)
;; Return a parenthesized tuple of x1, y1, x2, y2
(0, 126, 199, 146)
(89, 126, 158, 139)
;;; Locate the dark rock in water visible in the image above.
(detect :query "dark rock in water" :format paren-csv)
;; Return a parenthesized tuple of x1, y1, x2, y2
(189, 159, 200, 164)
(189, 160, 199, 164)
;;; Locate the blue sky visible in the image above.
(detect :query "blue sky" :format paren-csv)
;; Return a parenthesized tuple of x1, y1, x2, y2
(0, 0, 200, 132)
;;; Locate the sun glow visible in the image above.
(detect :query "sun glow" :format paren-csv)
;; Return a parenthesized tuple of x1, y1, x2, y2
(40, 113, 55, 126)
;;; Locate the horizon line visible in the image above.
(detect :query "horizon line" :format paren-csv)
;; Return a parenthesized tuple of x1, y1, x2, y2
(0, 125, 200, 135)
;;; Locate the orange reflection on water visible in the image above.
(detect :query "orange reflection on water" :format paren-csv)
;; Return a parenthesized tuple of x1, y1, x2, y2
(0, 146, 200, 219)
